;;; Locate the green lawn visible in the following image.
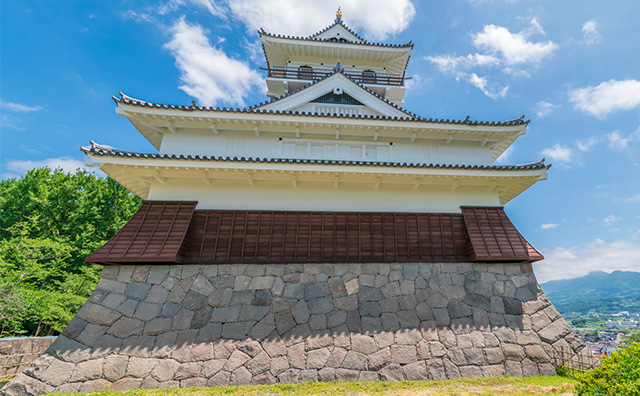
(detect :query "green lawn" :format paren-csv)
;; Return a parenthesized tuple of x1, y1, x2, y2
(42, 376, 577, 396)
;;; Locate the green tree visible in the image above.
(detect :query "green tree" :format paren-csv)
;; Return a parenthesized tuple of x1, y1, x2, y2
(0, 168, 141, 336)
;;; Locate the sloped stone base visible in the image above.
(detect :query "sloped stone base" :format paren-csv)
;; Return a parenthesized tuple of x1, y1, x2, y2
(1, 263, 584, 395)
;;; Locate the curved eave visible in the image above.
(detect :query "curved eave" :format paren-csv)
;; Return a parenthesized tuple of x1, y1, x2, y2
(260, 35, 412, 75)
(84, 152, 549, 205)
(115, 102, 527, 159)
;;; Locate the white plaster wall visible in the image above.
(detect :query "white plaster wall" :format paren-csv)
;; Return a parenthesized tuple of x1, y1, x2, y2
(147, 179, 501, 212)
(159, 132, 492, 166)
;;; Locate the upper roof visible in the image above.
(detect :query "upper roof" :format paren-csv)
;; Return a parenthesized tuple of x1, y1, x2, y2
(259, 17, 413, 49)
(82, 141, 549, 172)
(113, 88, 529, 127)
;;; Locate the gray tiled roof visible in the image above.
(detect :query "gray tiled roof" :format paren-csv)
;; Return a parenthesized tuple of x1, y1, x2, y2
(82, 141, 549, 171)
(259, 17, 413, 49)
(114, 71, 529, 127)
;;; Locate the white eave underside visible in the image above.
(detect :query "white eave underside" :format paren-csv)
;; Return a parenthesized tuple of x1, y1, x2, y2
(260, 36, 412, 75)
(85, 153, 548, 206)
(115, 104, 525, 162)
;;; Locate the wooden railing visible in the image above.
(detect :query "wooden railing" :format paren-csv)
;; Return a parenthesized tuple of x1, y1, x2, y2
(261, 66, 407, 86)
(554, 346, 599, 373)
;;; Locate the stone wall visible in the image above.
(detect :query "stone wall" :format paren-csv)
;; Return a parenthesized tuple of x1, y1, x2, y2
(1, 263, 584, 395)
(0, 338, 56, 380)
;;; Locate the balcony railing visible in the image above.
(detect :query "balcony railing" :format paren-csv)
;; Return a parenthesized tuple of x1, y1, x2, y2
(262, 66, 407, 86)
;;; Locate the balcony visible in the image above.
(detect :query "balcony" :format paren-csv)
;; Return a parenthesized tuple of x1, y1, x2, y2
(263, 65, 406, 86)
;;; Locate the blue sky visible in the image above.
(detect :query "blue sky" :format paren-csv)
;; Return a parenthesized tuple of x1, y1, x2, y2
(1, 0, 639, 282)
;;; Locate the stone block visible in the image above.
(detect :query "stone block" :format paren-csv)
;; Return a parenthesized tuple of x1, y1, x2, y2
(288, 342, 306, 369)
(291, 300, 311, 324)
(238, 305, 269, 322)
(379, 363, 404, 381)
(207, 370, 230, 386)
(538, 320, 571, 343)
(107, 317, 144, 339)
(326, 347, 348, 368)
(390, 345, 417, 364)
(334, 295, 358, 311)
(270, 356, 289, 376)
(307, 329, 333, 350)
(70, 359, 104, 382)
(306, 348, 331, 369)
(230, 366, 252, 385)
(246, 351, 271, 375)
(404, 360, 428, 381)
(341, 351, 367, 370)
(125, 282, 152, 300)
(503, 344, 525, 361)
(367, 347, 390, 370)
(77, 302, 121, 326)
(360, 301, 382, 317)
(221, 321, 254, 339)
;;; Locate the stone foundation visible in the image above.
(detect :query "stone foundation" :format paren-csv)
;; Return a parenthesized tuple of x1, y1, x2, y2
(1, 263, 584, 395)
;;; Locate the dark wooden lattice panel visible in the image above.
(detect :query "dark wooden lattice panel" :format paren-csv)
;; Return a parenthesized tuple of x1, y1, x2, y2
(88, 202, 542, 265)
(183, 211, 471, 264)
(461, 206, 543, 262)
(86, 201, 197, 264)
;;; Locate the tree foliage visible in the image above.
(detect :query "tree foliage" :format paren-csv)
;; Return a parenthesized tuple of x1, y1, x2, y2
(0, 168, 141, 336)
(575, 342, 640, 395)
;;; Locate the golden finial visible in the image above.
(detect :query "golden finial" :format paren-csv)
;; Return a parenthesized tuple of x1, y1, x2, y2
(336, 7, 342, 18)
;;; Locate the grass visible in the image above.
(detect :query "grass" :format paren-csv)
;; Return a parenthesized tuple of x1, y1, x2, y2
(44, 376, 578, 396)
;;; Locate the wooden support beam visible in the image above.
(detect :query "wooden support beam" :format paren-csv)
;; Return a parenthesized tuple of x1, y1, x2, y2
(413, 177, 421, 190)
(254, 125, 260, 137)
(139, 121, 166, 135)
(211, 123, 219, 135)
(374, 177, 381, 190)
(247, 174, 255, 186)
(446, 134, 453, 145)
(410, 132, 416, 144)
(291, 175, 297, 187)
(334, 176, 339, 188)
(166, 122, 177, 134)
(451, 179, 460, 191)
(153, 172, 165, 184)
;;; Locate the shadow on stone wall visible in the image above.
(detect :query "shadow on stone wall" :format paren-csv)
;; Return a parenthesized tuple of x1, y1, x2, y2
(1, 263, 584, 396)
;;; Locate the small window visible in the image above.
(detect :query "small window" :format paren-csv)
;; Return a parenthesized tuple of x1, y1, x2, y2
(297, 65, 313, 80)
(362, 69, 377, 84)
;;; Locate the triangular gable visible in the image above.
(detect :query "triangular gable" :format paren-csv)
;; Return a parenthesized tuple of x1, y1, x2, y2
(256, 73, 417, 119)
(311, 23, 364, 44)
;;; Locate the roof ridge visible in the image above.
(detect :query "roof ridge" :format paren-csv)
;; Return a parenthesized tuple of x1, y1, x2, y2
(258, 20, 413, 49)
(82, 142, 548, 171)
(114, 91, 529, 126)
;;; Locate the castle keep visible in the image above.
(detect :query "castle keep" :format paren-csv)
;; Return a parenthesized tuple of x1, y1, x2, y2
(2, 11, 583, 395)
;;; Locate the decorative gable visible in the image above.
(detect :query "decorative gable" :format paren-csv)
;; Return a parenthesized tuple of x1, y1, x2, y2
(311, 23, 364, 43)
(257, 72, 416, 119)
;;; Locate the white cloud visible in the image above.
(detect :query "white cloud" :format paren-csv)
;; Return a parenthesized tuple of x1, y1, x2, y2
(576, 136, 599, 152)
(541, 223, 559, 230)
(426, 19, 555, 99)
(472, 24, 557, 65)
(164, 18, 264, 107)
(534, 101, 560, 118)
(568, 79, 640, 118)
(469, 73, 508, 99)
(0, 100, 41, 112)
(3, 157, 89, 179)
(227, 0, 415, 41)
(604, 215, 621, 227)
(541, 144, 573, 163)
(536, 238, 640, 282)
(582, 20, 601, 45)
(607, 127, 640, 150)
(495, 146, 514, 164)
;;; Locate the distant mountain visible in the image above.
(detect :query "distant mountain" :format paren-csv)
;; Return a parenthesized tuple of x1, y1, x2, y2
(541, 271, 640, 315)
